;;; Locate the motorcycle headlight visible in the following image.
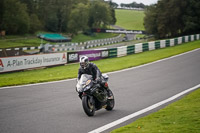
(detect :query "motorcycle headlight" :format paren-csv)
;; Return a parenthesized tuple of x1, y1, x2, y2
(86, 80, 91, 85)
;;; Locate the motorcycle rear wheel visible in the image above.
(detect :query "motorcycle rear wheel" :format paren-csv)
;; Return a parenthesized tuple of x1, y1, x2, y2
(106, 91, 115, 111)
(82, 96, 95, 116)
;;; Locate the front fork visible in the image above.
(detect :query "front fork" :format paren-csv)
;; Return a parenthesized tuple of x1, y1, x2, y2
(80, 92, 95, 105)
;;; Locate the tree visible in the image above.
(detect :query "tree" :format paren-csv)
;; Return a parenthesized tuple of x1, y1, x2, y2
(121, 2, 146, 9)
(107, 0, 117, 25)
(19, 0, 37, 14)
(68, 3, 89, 35)
(29, 14, 42, 33)
(107, 0, 118, 8)
(2, 0, 30, 34)
(0, 0, 4, 31)
(37, 0, 74, 32)
(0, 0, 117, 35)
(182, 0, 200, 34)
(144, 0, 200, 39)
(88, 1, 112, 28)
(144, 5, 158, 37)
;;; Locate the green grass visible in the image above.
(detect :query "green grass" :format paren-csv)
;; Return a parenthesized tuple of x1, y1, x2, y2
(115, 9, 145, 30)
(0, 40, 199, 87)
(71, 33, 117, 42)
(111, 88, 200, 133)
(0, 33, 118, 48)
(0, 37, 46, 48)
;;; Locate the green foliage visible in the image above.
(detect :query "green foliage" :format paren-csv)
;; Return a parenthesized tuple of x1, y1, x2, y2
(2, 0, 30, 34)
(29, 14, 42, 33)
(110, 8, 116, 25)
(40, 0, 73, 32)
(144, 0, 200, 39)
(144, 5, 157, 36)
(120, 2, 146, 9)
(0, 0, 115, 35)
(89, 1, 112, 28)
(68, 3, 89, 35)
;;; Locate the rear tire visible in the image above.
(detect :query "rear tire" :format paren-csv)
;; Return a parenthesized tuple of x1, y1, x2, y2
(82, 96, 95, 116)
(106, 90, 115, 111)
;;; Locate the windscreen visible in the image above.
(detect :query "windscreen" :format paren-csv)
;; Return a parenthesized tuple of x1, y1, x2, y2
(76, 74, 93, 92)
(79, 74, 92, 85)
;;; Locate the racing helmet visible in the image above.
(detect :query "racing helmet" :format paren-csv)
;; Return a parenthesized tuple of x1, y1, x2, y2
(80, 56, 89, 69)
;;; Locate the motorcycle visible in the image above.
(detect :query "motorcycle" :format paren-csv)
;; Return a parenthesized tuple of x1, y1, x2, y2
(76, 74, 115, 116)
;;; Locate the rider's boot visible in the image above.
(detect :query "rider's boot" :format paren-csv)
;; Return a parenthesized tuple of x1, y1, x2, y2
(103, 82, 113, 99)
(106, 88, 114, 99)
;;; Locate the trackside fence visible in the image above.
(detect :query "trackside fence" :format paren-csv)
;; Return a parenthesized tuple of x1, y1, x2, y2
(114, 34, 199, 57)
(66, 34, 200, 62)
(0, 34, 199, 73)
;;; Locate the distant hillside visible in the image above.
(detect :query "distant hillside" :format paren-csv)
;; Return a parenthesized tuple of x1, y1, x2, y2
(115, 9, 145, 30)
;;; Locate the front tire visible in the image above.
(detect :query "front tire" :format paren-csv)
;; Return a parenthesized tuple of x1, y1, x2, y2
(82, 96, 95, 116)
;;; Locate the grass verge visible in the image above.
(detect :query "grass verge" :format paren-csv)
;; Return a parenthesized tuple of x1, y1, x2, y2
(0, 40, 200, 87)
(71, 33, 118, 43)
(115, 9, 145, 30)
(111, 88, 200, 133)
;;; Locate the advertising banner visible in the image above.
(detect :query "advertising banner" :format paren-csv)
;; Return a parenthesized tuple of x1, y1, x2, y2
(91, 28, 146, 34)
(0, 53, 67, 73)
(67, 50, 109, 63)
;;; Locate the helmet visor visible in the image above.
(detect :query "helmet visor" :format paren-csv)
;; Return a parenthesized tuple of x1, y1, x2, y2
(80, 62, 86, 68)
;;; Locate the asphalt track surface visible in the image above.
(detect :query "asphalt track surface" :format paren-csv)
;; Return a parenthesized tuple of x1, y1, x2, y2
(0, 49, 200, 133)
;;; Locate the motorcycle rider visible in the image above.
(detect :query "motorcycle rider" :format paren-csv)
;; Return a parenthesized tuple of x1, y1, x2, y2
(77, 56, 113, 99)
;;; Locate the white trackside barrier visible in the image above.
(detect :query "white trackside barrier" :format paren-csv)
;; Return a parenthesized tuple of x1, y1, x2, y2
(160, 40, 166, 48)
(149, 41, 155, 51)
(117, 46, 127, 57)
(135, 43, 143, 53)
(170, 39, 175, 46)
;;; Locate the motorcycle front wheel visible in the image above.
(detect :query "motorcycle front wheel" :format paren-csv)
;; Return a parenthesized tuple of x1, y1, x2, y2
(82, 96, 95, 116)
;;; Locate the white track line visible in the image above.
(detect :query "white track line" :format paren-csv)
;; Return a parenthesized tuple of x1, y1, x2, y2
(0, 48, 199, 90)
(88, 84, 200, 133)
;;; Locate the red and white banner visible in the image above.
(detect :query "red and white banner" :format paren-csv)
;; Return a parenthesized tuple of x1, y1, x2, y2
(0, 53, 67, 73)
